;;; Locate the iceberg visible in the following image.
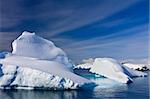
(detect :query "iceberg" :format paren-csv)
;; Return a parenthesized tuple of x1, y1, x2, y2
(89, 58, 133, 83)
(75, 58, 147, 83)
(0, 31, 92, 90)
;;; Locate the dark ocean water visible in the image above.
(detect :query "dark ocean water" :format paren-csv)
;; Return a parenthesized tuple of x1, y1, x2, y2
(0, 72, 149, 99)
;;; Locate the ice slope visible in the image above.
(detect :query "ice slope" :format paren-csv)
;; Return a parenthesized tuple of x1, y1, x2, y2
(0, 31, 92, 90)
(0, 55, 90, 84)
(76, 58, 147, 83)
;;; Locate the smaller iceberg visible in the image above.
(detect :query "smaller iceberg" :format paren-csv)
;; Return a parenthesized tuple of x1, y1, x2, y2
(75, 58, 147, 83)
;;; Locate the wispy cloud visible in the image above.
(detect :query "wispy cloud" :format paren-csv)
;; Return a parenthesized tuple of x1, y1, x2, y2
(0, 0, 148, 63)
(62, 24, 148, 63)
(0, 0, 140, 33)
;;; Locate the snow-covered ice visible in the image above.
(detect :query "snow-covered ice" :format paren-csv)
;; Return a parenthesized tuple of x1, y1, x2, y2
(75, 63, 93, 69)
(75, 58, 94, 69)
(75, 58, 147, 83)
(89, 58, 133, 83)
(122, 63, 149, 71)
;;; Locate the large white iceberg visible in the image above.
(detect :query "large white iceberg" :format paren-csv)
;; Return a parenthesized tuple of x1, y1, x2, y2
(0, 31, 92, 90)
(75, 58, 147, 83)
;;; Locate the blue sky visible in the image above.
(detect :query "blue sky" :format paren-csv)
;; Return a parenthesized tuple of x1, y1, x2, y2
(0, 0, 149, 63)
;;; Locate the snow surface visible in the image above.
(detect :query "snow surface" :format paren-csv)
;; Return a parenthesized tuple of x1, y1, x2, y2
(122, 63, 148, 70)
(90, 58, 132, 83)
(75, 58, 94, 69)
(75, 58, 147, 83)
(0, 31, 92, 90)
(75, 63, 93, 69)
(0, 55, 90, 84)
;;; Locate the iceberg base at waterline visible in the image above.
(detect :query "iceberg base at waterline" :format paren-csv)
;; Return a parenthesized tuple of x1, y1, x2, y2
(0, 64, 78, 90)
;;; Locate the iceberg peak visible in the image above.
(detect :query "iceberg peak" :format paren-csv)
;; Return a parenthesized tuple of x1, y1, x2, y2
(12, 31, 71, 68)
(21, 31, 35, 36)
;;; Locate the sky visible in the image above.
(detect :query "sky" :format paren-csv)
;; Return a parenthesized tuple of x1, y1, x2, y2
(0, 0, 149, 63)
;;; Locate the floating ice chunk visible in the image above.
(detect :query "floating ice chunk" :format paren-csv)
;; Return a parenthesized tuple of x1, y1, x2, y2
(90, 58, 133, 83)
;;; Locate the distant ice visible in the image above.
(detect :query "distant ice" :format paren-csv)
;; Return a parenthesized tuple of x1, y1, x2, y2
(75, 58, 147, 83)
